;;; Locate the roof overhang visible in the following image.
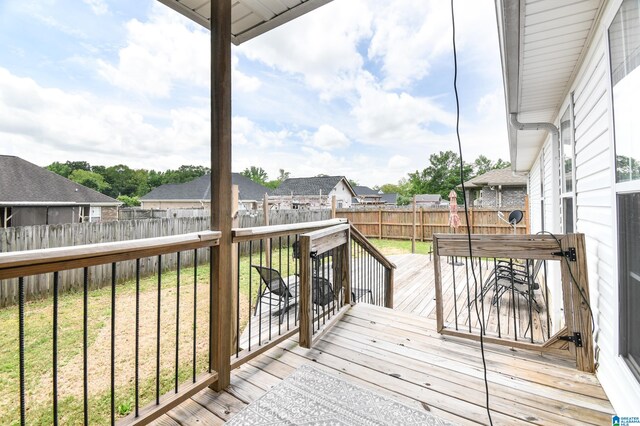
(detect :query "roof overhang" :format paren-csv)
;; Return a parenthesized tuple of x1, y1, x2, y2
(495, 0, 606, 172)
(156, 0, 333, 45)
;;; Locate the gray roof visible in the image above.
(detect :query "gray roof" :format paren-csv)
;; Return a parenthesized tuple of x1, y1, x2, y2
(353, 186, 382, 196)
(415, 194, 442, 203)
(0, 155, 120, 205)
(461, 168, 527, 189)
(380, 193, 398, 204)
(140, 173, 270, 201)
(272, 176, 356, 197)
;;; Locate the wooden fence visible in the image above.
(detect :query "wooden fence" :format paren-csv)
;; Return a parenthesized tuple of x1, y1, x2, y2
(335, 205, 529, 241)
(0, 209, 330, 306)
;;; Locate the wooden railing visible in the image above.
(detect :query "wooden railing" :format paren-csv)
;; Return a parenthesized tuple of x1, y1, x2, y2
(0, 219, 397, 424)
(0, 231, 222, 425)
(433, 233, 594, 372)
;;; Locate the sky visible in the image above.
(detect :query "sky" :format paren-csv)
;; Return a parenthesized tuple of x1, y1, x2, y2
(0, 0, 509, 187)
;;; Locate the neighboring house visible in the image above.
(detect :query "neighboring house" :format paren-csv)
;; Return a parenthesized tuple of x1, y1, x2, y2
(414, 194, 442, 207)
(352, 186, 384, 205)
(459, 168, 527, 208)
(351, 186, 399, 206)
(0, 155, 121, 227)
(496, 0, 640, 411)
(139, 173, 270, 211)
(270, 176, 356, 209)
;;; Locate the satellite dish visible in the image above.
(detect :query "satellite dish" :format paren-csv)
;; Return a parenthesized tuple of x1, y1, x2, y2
(508, 210, 524, 225)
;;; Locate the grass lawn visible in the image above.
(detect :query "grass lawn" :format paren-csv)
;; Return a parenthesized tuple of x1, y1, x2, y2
(368, 238, 432, 256)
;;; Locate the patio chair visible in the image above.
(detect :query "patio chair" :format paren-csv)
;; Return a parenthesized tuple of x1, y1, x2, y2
(252, 265, 295, 324)
(488, 260, 544, 312)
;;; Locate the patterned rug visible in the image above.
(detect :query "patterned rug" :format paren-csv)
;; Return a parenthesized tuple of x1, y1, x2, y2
(227, 364, 455, 425)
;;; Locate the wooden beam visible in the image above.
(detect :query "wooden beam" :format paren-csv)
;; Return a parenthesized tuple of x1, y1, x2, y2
(210, 0, 232, 391)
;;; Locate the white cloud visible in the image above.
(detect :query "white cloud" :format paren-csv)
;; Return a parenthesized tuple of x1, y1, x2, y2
(236, 0, 373, 101)
(0, 67, 210, 169)
(232, 116, 291, 148)
(232, 55, 261, 93)
(83, 0, 109, 16)
(97, 4, 210, 98)
(306, 125, 350, 151)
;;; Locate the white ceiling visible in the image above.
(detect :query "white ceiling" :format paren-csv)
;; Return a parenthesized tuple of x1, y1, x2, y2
(497, 0, 605, 172)
(157, 0, 332, 45)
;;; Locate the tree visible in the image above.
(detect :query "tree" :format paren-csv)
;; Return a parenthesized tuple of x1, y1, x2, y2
(117, 195, 140, 207)
(68, 169, 111, 193)
(348, 179, 359, 187)
(473, 155, 510, 175)
(407, 151, 473, 199)
(46, 162, 72, 178)
(241, 166, 269, 185)
(265, 169, 290, 189)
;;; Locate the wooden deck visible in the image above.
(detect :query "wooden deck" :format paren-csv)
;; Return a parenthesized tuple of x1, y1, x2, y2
(149, 254, 612, 425)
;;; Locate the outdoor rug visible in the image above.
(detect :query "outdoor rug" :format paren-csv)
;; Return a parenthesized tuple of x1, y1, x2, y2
(226, 364, 455, 425)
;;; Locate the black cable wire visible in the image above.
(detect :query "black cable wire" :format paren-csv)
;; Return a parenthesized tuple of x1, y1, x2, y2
(450, 1, 493, 424)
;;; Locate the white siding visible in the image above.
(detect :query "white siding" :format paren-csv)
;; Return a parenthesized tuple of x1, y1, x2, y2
(533, 6, 640, 410)
(528, 156, 542, 233)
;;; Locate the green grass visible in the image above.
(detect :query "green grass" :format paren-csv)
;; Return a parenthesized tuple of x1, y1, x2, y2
(367, 238, 432, 256)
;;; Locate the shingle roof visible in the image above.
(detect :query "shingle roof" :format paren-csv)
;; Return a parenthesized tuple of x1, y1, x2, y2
(272, 176, 355, 197)
(461, 168, 527, 189)
(380, 193, 398, 204)
(353, 186, 381, 196)
(140, 173, 270, 201)
(0, 155, 120, 205)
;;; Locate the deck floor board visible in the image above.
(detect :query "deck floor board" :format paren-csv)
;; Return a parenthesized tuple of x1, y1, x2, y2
(159, 253, 612, 425)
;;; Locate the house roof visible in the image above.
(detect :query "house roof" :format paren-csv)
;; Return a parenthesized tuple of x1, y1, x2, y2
(496, 0, 606, 172)
(157, 0, 332, 45)
(380, 193, 398, 204)
(272, 176, 356, 197)
(0, 155, 120, 206)
(140, 173, 270, 201)
(460, 168, 527, 189)
(415, 194, 442, 203)
(353, 186, 382, 196)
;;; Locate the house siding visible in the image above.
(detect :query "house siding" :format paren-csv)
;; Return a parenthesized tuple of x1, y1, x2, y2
(530, 4, 640, 411)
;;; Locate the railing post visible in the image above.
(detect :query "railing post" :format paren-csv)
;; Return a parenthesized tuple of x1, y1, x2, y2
(384, 267, 394, 308)
(299, 235, 313, 348)
(433, 235, 444, 332)
(210, 0, 231, 391)
(231, 185, 239, 352)
(560, 233, 594, 372)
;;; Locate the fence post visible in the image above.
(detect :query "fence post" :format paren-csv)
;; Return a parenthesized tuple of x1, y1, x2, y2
(299, 234, 313, 348)
(331, 195, 336, 219)
(412, 196, 416, 253)
(420, 207, 424, 241)
(378, 208, 382, 239)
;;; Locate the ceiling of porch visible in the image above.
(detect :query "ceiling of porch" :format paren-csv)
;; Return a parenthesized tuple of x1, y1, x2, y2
(156, 0, 332, 45)
(498, 0, 606, 172)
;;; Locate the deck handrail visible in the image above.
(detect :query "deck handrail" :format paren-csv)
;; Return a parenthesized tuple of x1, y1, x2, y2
(0, 231, 221, 280)
(231, 218, 347, 242)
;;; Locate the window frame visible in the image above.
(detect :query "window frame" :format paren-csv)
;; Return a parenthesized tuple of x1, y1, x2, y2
(559, 98, 577, 233)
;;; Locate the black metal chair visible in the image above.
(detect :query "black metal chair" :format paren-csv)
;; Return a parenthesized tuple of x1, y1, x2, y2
(252, 265, 295, 324)
(487, 260, 543, 312)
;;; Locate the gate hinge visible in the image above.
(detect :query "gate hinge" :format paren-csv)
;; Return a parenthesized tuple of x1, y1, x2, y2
(552, 247, 576, 262)
(310, 251, 318, 259)
(559, 332, 583, 347)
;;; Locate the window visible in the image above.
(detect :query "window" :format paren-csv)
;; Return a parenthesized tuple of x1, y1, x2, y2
(559, 105, 575, 233)
(610, 0, 640, 183)
(617, 193, 640, 380)
(610, 0, 640, 380)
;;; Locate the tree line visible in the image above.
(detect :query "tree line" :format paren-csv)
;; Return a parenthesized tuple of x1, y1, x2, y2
(46, 151, 509, 207)
(46, 161, 210, 206)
